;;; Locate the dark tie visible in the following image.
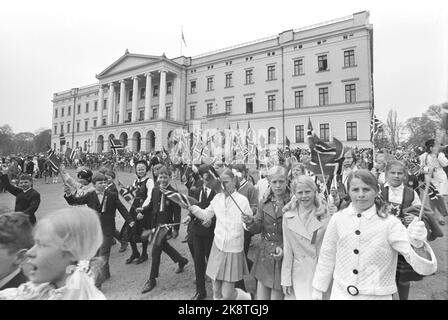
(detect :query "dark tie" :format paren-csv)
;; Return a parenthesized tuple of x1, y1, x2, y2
(201, 188, 207, 203)
(160, 193, 166, 212)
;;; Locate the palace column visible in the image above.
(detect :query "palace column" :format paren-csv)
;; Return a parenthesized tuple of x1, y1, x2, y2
(107, 83, 114, 125)
(144, 73, 152, 121)
(158, 70, 167, 119)
(97, 85, 104, 126)
(119, 80, 126, 124)
(173, 74, 181, 121)
(131, 76, 139, 122)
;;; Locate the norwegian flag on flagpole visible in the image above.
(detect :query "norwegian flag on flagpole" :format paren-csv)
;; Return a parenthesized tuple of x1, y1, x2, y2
(110, 138, 124, 155)
(370, 115, 383, 141)
(159, 188, 198, 208)
(65, 148, 76, 161)
(46, 145, 61, 173)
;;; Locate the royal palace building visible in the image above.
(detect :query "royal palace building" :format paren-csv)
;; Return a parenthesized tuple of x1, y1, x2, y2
(51, 11, 374, 153)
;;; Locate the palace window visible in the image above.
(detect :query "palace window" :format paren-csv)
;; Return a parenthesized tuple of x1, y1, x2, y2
(267, 65, 276, 81)
(152, 108, 158, 119)
(84, 120, 88, 131)
(206, 77, 214, 91)
(207, 103, 213, 116)
(319, 87, 329, 106)
(93, 119, 97, 127)
(153, 85, 159, 97)
(190, 105, 196, 119)
(320, 123, 330, 142)
(68, 106, 71, 116)
(344, 50, 355, 67)
(166, 106, 172, 120)
(55, 109, 58, 118)
(345, 84, 356, 103)
(54, 125, 57, 135)
(103, 99, 107, 109)
(294, 90, 304, 108)
(60, 124, 64, 135)
(61, 108, 64, 117)
(225, 100, 232, 113)
(268, 95, 276, 111)
(346, 121, 357, 141)
(129, 90, 133, 101)
(246, 98, 253, 113)
(140, 88, 145, 99)
(295, 125, 304, 143)
(94, 101, 98, 111)
(318, 55, 328, 71)
(85, 102, 89, 113)
(77, 104, 81, 114)
(67, 123, 70, 133)
(245, 69, 253, 84)
(139, 110, 144, 121)
(225, 73, 232, 88)
(293, 59, 304, 76)
(167, 82, 172, 94)
(76, 122, 80, 133)
(190, 80, 196, 94)
(268, 127, 276, 144)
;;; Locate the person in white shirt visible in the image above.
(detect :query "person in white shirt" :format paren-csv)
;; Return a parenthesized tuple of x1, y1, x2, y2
(419, 139, 448, 225)
(188, 168, 253, 300)
(311, 169, 437, 300)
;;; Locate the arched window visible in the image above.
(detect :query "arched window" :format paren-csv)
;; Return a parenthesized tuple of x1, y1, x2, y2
(268, 127, 276, 145)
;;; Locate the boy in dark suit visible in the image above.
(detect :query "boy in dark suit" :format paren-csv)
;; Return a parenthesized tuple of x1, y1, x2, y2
(183, 164, 217, 300)
(64, 172, 135, 288)
(0, 171, 41, 226)
(141, 166, 188, 294)
(0, 212, 34, 290)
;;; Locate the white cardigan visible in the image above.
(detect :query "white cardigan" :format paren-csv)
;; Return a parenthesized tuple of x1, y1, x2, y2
(190, 191, 253, 253)
(312, 204, 437, 297)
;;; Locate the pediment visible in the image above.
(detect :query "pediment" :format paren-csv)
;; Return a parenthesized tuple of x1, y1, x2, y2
(97, 53, 162, 78)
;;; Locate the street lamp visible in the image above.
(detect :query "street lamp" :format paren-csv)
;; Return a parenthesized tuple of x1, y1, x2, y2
(70, 88, 79, 149)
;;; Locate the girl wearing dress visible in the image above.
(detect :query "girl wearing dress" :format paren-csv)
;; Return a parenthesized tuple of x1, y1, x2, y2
(188, 168, 253, 300)
(245, 166, 290, 300)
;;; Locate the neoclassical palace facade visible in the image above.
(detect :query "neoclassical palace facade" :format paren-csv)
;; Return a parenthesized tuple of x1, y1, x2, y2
(51, 11, 374, 153)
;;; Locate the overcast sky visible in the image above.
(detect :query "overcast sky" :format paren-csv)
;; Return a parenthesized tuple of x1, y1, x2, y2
(0, 0, 447, 134)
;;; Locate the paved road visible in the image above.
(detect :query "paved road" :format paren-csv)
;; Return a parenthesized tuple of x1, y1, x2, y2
(0, 171, 446, 300)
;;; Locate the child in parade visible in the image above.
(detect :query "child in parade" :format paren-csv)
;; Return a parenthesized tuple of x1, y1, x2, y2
(419, 139, 448, 225)
(231, 164, 258, 292)
(64, 172, 135, 288)
(312, 169, 437, 300)
(381, 160, 442, 300)
(126, 160, 155, 264)
(188, 168, 253, 300)
(0, 169, 41, 226)
(281, 175, 335, 299)
(0, 212, 34, 290)
(98, 167, 128, 252)
(0, 207, 106, 300)
(141, 166, 188, 294)
(182, 164, 217, 300)
(60, 166, 95, 197)
(245, 166, 291, 300)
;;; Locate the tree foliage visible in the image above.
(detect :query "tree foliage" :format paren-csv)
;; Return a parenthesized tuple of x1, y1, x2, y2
(0, 124, 51, 156)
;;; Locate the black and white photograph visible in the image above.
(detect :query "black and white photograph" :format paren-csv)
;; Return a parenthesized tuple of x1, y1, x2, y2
(0, 0, 447, 304)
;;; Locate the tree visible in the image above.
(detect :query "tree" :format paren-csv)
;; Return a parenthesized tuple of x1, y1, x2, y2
(33, 129, 51, 153)
(0, 124, 14, 155)
(385, 110, 402, 149)
(404, 115, 438, 148)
